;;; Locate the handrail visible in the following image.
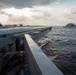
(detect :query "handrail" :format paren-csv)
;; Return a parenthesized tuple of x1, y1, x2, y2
(24, 34, 64, 75)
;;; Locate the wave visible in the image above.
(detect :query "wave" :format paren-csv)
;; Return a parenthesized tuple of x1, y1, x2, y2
(38, 26, 76, 75)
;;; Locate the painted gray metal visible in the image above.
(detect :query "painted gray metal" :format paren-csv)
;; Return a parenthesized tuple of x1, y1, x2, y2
(31, 27, 52, 43)
(0, 36, 14, 48)
(24, 34, 64, 75)
(0, 27, 44, 36)
(0, 27, 52, 49)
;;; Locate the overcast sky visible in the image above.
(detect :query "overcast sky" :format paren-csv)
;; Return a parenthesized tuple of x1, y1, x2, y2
(0, 0, 76, 26)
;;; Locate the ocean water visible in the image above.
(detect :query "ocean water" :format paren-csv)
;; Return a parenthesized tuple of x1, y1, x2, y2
(38, 26, 76, 75)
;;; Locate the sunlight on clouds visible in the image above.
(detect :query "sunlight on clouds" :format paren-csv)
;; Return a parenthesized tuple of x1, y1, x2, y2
(0, 1, 76, 26)
(2, 7, 36, 18)
(0, 0, 76, 26)
(0, 13, 9, 24)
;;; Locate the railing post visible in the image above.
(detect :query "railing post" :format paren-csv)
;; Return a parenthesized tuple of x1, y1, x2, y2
(15, 37, 21, 51)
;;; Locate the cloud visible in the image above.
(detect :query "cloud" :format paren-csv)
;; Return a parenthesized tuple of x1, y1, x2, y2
(30, 6, 52, 20)
(5, 15, 32, 25)
(64, 7, 76, 20)
(0, 13, 9, 24)
(2, 0, 76, 26)
(0, 9, 13, 17)
(0, 6, 52, 20)
(33, 11, 51, 20)
(9, 16, 26, 22)
(0, 0, 61, 25)
(0, 0, 59, 8)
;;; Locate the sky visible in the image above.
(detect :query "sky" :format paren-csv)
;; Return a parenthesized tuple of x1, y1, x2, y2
(0, 0, 76, 26)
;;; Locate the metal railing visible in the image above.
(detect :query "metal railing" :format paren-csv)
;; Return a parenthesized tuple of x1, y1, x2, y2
(24, 34, 64, 75)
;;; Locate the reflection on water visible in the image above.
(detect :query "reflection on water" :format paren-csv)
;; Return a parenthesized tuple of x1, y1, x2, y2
(38, 26, 76, 75)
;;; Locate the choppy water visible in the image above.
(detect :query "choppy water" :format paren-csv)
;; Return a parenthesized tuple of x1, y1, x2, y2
(38, 26, 76, 75)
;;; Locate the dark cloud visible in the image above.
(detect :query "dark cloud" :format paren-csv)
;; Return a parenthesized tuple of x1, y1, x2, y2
(0, 0, 59, 8)
(0, 10, 13, 17)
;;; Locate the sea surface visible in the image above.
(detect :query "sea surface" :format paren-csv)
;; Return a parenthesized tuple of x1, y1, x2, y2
(38, 26, 76, 75)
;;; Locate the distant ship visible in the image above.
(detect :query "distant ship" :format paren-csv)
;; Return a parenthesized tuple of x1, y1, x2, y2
(63, 23, 76, 28)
